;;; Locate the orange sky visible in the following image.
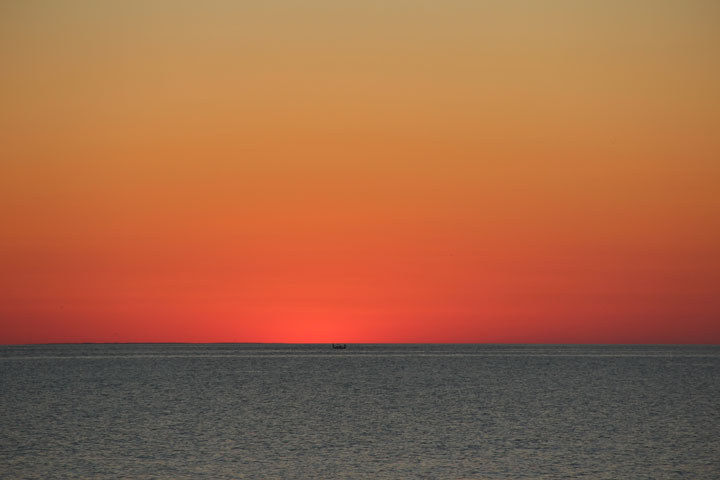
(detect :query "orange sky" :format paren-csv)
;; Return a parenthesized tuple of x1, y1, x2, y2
(1, 1, 719, 344)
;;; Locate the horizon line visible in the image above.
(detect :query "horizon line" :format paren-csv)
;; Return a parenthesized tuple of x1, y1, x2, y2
(2, 342, 718, 347)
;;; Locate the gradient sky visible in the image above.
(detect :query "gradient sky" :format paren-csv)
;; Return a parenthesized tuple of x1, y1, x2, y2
(1, 0, 719, 344)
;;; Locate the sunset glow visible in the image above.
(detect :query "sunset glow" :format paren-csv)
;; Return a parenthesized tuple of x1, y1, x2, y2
(1, 1, 719, 344)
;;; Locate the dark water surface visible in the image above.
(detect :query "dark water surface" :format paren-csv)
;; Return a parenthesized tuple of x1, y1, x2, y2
(1, 344, 718, 479)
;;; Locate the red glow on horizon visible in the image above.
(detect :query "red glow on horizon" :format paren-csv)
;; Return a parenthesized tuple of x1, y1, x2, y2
(2, 2, 720, 345)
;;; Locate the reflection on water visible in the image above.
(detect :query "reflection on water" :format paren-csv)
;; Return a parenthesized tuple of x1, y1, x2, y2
(1, 344, 719, 479)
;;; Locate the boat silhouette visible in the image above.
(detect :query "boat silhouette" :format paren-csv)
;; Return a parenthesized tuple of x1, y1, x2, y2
(331, 344, 347, 349)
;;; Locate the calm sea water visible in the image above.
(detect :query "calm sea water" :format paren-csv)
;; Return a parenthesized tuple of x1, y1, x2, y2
(1, 344, 718, 479)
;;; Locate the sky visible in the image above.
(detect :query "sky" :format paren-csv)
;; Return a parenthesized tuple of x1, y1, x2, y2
(1, 0, 719, 344)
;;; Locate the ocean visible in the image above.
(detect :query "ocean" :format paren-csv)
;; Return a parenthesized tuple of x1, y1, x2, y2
(1, 344, 718, 479)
